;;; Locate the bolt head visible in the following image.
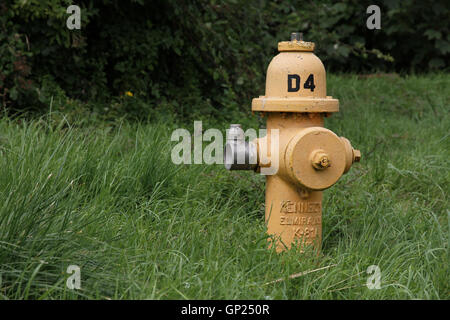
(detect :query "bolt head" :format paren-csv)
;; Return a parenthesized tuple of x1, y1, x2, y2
(311, 150, 331, 170)
(353, 149, 361, 162)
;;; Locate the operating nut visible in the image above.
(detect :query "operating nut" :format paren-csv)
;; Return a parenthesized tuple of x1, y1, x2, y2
(311, 150, 331, 170)
(353, 149, 361, 162)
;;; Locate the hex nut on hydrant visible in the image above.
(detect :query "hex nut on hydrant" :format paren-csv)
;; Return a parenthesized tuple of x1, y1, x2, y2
(224, 33, 361, 252)
(311, 150, 331, 170)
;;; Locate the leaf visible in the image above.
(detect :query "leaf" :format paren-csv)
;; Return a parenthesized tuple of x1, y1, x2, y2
(436, 39, 450, 54)
(337, 45, 351, 58)
(424, 30, 442, 40)
(9, 86, 18, 100)
(428, 58, 445, 69)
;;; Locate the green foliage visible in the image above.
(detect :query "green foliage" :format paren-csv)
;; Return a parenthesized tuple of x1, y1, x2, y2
(0, 3, 34, 109)
(0, 75, 448, 299)
(0, 0, 449, 118)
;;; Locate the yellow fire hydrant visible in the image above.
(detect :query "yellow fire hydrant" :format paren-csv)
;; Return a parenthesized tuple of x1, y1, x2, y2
(224, 33, 361, 252)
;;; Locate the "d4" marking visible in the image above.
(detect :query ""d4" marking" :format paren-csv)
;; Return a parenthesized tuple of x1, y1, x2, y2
(287, 74, 315, 92)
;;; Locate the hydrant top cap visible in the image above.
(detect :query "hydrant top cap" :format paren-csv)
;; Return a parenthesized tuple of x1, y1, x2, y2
(278, 35, 315, 52)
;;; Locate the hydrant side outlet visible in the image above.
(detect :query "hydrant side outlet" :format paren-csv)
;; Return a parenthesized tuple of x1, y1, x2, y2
(224, 34, 361, 252)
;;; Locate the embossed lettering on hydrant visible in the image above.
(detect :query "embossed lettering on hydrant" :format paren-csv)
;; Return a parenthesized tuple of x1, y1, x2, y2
(293, 227, 318, 240)
(280, 215, 321, 226)
(280, 200, 321, 214)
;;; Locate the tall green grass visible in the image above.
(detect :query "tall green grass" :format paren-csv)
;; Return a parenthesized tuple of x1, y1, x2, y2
(0, 74, 448, 299)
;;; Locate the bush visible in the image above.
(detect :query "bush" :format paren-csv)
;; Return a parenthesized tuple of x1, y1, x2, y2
(1, 0, 448, 118)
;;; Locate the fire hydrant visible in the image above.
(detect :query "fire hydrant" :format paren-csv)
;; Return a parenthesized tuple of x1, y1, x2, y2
(224, 33, 361, 252)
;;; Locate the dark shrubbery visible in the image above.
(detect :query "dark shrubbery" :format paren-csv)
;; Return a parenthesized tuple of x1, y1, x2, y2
(0, 0, 448, 119)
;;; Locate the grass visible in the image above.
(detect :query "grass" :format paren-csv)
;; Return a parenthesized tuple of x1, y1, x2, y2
(0, 74, 448, 299)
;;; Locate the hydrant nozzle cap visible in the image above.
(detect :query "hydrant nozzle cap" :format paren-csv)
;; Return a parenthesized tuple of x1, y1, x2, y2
(279, 32, 315, 52)
(227, 124, 244, 141)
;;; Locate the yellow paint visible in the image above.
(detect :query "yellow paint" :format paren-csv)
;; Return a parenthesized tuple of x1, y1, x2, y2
(278, 40, 315, 52)
(252, 40, 338, 113)
(251, 36, 361, 252)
